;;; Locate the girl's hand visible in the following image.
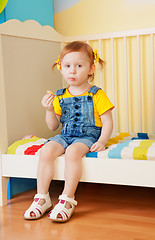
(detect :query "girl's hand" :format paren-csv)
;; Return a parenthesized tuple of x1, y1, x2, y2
(41, 93, 55, 111)
(90, 141, 106, 152)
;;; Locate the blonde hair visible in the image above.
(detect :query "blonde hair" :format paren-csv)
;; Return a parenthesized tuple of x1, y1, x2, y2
(52, 41, 104, 81)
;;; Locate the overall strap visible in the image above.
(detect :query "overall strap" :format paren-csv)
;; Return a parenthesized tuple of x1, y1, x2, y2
(56, 88, 66, 96)
(88, 85, 101, 95)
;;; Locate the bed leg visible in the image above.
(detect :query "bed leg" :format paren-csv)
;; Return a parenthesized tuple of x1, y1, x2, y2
(0, 176, 9, 206)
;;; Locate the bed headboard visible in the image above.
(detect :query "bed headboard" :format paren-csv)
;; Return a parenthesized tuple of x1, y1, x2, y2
(0, 20, 64, 152)
(0, 20, 155, 154)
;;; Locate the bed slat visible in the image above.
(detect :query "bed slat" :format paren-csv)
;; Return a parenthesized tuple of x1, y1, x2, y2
(151, 34, 155, 132)
(137, 35, 142, 132)
(98, 39, 103, 89)
(124, 37, 129, 132)
(111, 38, 116, 132)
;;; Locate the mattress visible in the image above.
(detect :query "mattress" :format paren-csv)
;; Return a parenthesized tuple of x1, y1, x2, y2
(7, 133, 155, 160)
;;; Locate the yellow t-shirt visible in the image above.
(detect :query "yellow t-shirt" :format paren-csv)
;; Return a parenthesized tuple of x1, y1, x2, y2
(53, 86, 114, 127)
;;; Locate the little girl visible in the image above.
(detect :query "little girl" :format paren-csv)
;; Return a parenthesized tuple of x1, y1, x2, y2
(24, 41, 114, 222)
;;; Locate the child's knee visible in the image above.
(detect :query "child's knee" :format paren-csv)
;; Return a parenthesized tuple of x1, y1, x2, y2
(40, 141, 65, 160)
(65, 145, 81, 159)
(40, 143, 54, 158)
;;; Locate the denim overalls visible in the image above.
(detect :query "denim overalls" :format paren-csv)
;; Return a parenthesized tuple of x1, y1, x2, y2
(46, 85, 102, 149)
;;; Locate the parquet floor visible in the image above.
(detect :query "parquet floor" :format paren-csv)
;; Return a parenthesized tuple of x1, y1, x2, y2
(0, 181, 155, 240)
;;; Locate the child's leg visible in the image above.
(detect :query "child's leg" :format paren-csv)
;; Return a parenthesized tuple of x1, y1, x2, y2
(62, 142, 89, 198)
(24, 141, 65, 219)
(48, 142, 89, 222)
(37, 141, 65, 194)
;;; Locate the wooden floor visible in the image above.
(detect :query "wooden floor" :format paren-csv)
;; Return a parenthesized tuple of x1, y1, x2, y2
(0, 181, 155, 240)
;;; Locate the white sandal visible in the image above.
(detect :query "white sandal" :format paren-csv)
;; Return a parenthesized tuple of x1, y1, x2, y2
(24, 192, 52, 220)
(48, 194, 77, 222)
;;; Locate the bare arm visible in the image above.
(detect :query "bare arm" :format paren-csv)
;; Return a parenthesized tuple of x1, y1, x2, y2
(41, 93, 60, 131)
(90, 110, 113, 152)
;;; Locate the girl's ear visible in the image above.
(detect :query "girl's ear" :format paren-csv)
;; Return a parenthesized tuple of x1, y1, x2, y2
(88, 64, 95, 75)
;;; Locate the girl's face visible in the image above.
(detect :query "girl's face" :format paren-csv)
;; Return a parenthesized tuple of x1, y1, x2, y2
(60, 51, 95, 87)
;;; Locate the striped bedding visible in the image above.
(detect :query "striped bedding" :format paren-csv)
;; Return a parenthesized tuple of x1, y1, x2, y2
(7, 133, 155, 160)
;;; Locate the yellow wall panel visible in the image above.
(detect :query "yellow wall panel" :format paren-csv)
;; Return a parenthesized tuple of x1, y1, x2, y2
(54, 0, 155, 36)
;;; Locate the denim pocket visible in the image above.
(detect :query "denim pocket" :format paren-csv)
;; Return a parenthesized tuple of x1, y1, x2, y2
(83, 125, 101, 140)
(61, 122, 85, 137)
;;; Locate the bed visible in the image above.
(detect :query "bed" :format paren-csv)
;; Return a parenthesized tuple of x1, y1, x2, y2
(0, 20, 155, 206)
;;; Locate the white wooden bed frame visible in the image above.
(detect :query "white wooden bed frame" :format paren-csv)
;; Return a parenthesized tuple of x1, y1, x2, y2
(0, 20, 155, 206)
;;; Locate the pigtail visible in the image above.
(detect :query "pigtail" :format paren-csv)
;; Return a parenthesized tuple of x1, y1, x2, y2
(98, 57, 105, 69)
(52, 62, 58, 71)
(93, 49, 105, 69)
(52, 56, 61, 71)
